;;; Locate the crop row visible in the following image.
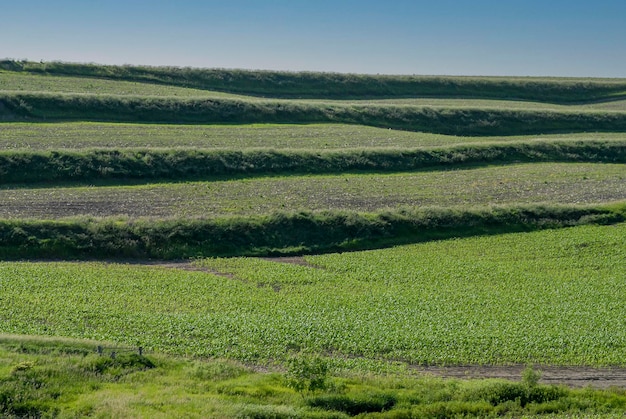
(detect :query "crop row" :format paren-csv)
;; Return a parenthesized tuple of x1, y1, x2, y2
(0, 223, 624, 366)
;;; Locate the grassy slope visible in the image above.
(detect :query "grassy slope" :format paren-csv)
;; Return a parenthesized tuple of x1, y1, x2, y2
(3, 335, 626, 418)
(3, 92, 626, 136)
(0, 71, 249, 99)
(4, 70, 626, 110)
(0, 142, 624, 184)
(3, 69, 626, 137)
(0, 202, 624, 260)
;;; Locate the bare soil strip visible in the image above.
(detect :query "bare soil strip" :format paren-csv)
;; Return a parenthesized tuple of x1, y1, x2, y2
(261, 256, 319, 268)
(416, 365, 626, 388)
(133, 260, 235, 278)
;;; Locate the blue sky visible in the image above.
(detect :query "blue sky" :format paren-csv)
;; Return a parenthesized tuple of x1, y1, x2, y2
(2, 0, 625, 77)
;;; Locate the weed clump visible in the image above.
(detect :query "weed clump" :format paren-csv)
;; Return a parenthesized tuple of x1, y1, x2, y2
(82, 353, 155, 378)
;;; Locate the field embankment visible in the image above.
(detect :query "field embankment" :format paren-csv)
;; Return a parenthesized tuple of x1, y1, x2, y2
(3, 92, 626, 136)
(0, 203, 624, 259)
(0, 141, 624, 184)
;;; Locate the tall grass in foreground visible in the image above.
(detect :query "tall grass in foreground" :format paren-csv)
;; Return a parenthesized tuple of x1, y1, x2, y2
(2, 336, 626, 418)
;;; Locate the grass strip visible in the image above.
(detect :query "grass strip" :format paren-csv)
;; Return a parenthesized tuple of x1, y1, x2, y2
(0, 203, 624, 259)
(2, 336, 626, 418)
(3, 60, 626, 103)
(3, 93, 626, 136)
(0, 140, 624, 184)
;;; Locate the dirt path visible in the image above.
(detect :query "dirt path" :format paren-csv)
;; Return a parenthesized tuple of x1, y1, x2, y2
(415, 365, 626, 389)
(261, 256, 319, 268)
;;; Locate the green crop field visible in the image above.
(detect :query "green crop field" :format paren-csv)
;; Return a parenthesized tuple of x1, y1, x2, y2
(1, 223, 624, 366)
(1, 61, 626, 417)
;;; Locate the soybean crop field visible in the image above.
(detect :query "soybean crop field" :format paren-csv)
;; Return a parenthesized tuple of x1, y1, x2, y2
(1, 224, 625, 367)
(1, 60, 626, 385)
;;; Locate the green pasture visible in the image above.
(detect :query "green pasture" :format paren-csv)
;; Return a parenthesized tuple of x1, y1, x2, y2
(0, 163, 623, 219)
(0, 223, 624, 367)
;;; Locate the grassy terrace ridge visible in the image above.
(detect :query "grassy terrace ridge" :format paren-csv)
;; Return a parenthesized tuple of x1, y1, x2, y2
(0, 203, 624, 259)
(3, 92, 626, 136)
(3, 59, 626, 103)
(0, 141, 624, 184)
(5, 71, 626, 112)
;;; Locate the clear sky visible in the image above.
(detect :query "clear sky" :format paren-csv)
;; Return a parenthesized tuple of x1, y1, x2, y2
(2, 0, 625, 77)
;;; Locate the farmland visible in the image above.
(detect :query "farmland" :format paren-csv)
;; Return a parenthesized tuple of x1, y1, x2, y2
(2, 223, 625, 366)
(1, 61, 626, 417)
(0, 163, 625, 219)
(4, 121, 626, 151)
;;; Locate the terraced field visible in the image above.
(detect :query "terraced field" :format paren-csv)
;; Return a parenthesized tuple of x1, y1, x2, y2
(1, 223, 625, 367)
(1, 61, 625, 408)
(5, 71, 626, 110)
(3, 122, 626, 150)
(0, 163, 624, 219)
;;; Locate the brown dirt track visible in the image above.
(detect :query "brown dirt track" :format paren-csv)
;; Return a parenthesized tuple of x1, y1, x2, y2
(416, 365, 626, 389)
